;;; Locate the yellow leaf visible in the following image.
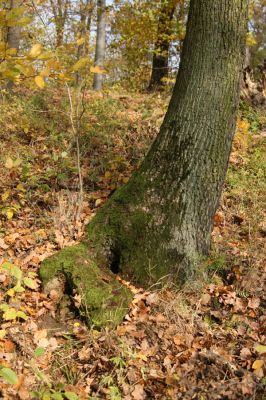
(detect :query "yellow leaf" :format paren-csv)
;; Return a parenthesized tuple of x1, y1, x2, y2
(7, 288, 15, 297)
(252, 359, 264, 370)
(38, 51, 53, 60)
(77, 37, 85, 46)
(40, 67, 50, 77)
(72, 57, 89, 71)
(58, 73, 72, 82)
(6, 209, 14, 220)
(5, 157, 14, 169)
(2, 191, 10, 202)
(35, 75, 45, 89)
(17, 16, 32, 26)
(29, 43, 43, 58)
(90, 65, 106, 74)
(6, 47, 17, 55)
(135, 352, 148, 362)
(104, 171, 112, 179)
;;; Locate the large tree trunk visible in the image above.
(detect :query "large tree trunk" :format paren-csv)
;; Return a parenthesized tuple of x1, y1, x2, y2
(148, 0, 178, 91)
(40, 0, 248, 326)
(92, 0, 106, 90)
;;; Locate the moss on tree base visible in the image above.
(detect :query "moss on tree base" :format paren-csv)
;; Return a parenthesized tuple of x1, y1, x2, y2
(39, 244, 132, 327)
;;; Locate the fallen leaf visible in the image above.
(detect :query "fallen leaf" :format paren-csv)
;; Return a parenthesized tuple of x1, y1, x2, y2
(252, 359, 264, 370)
(131, 384, 146, 400)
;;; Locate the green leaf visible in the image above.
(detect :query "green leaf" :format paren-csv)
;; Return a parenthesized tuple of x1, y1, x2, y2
(43, 392, 52, 400)
(16, 310, 28, 320)
(13, 283, 25, 293)
(0, 303, 9, 311)
(64, 392, 79, 400)
(23, 277, 38, 290)
(34, 347, 45, 357)
(0, 367, 19, 385)
(255, 344, 266, 354)
(51, 393, 64, 400)
(3, 308, 17, 320)
(13, 158, 22, 167)
(2, 262, 22, 280)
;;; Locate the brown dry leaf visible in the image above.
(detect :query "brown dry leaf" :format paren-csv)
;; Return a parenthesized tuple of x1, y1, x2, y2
(173, 335, 183, 347)
(131, 384, 146, 400)
(241, 374, 255, 395)
(201, 293, 211, 306)
(38, 338, 49, 348)
(18, 386, 30, 400)
(233, 297, 247, 313)
(34, 329, 47, 343)
(248, 297, 260, 309)
(240, 347, 252, 359)
(0, 238, 9, 250)
(4, 340, 16, 353)
(78, 346, 90, 361)
(145, 292, 159, 305)
(154, 313, 167, 323)
(127, 368, 138, 384)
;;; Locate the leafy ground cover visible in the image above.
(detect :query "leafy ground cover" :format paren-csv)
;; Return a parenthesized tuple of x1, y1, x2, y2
(0, 91, 265, 399)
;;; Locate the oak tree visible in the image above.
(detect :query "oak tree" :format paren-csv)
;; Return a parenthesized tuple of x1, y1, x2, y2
(40, 0, 249, 327)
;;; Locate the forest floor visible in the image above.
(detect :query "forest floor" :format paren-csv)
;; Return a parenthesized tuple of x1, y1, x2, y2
(0, 89, 265, 400)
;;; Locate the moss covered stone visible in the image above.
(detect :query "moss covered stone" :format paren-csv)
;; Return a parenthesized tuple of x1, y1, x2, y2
(39, 244, 132, 327)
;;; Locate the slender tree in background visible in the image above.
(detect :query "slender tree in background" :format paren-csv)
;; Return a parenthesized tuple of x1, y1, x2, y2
(6, 0, 21, 89)
(50, 0, 69, 47)
(76, 0, 95, 83)
(41, 0, 248, 324)
(148, 0, 178, 90)
(76, 0, 94, 59)
(93, 0, 106, 90)
(7, 0, 21, 52)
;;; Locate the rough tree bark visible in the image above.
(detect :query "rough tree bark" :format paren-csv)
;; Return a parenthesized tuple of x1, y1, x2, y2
(6, 0, 21, 89)
(7, 0, 21, 51)
(76, 0, 94, 59)
(40, 0, 248, 327)
(76, 0, 95, 84)
(50, 0, 69, 48)
(92, 0, 106, 90)
(148, 0, 178, 91)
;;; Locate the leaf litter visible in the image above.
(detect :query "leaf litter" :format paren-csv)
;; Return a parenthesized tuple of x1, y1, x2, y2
(0, 94, 265, 399)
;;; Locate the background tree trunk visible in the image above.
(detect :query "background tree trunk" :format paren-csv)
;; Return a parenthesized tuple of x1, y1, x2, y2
(50, 0, 69, 48)
(6, 0, 21, 90)
(76, 0, 95, 84)
(93, 0, 106, 90)
(148, 0, 178, 91)
(7, 0, 21, 51)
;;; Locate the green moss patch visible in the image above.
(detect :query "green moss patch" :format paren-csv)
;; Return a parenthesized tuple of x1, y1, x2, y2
(39, 244, 132, 327)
